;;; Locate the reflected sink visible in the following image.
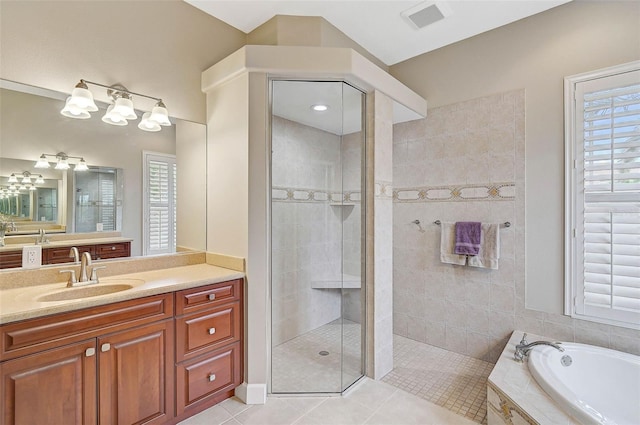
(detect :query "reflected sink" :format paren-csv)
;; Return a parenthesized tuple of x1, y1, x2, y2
(37, 282, 138, 302)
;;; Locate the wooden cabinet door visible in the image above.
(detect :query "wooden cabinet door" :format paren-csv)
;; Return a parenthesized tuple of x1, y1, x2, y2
(98, 320, 174, 425)
(0, 339, 97, 425)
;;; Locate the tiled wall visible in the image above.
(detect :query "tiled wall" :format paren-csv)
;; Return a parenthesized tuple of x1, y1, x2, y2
(271, 116, 364, 346)
(392, 90, 640, 362)
(392, 91, 525, 363)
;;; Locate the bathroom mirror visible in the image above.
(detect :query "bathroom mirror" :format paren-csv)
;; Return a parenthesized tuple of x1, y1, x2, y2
(0, 80, 207, 266)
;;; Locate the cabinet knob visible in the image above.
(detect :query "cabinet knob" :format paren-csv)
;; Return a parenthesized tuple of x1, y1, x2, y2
(101, 343, 111, 352)
(208, 328, 216, 335)
(85, 347, 96, 357)
(208, 293, 216, 301)
(208, 374, 216, 382)
(111, 246, 116, 250)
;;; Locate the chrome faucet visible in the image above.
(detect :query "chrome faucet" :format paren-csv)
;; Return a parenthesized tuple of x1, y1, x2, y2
(514, 333, 564, 362)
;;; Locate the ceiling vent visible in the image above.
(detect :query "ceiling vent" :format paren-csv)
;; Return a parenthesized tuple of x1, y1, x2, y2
(401, 2, 453, 30)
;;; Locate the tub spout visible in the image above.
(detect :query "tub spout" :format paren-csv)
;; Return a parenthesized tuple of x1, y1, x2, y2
(514, 333, 564, 362)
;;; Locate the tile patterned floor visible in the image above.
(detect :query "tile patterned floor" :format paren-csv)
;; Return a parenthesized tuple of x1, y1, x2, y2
(271, 320, 363, 393)
(179, 378, 477, 425)
(382, 335, 493, 424)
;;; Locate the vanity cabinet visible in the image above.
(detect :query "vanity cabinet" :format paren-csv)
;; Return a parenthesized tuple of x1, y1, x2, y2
(0, 293, 174, 425)
(174, 279, 243, 420)
(0, 241, 131, 269)
(0, 252, 22, 269)
(45, 245, 95, 264)
(0, 278, 244, 425)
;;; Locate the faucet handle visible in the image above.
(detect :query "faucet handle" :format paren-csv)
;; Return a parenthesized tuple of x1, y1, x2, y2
(90, 266, 106, 282)
(519, 333, 528, 345)
(60, 269, 77, 286)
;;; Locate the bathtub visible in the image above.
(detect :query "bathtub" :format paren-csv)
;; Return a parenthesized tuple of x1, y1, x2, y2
(528, 342, 640, 425)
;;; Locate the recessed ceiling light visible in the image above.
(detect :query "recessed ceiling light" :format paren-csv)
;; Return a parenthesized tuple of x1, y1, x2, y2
(311, 104, 328, 112)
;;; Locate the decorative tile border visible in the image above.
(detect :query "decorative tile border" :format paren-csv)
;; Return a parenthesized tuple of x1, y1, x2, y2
(393, 182, 515, 203)
(487, 382, 538, 425)
(272, 187, 361, 204)
(375, 181, 393, 200)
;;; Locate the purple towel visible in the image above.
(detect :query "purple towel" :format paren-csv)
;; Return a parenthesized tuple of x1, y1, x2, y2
(454, 221, 481, 255)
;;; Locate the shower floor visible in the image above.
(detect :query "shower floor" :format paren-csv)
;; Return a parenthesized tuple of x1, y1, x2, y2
(382, 335, 493, 424)
(271, 319, 363, 393)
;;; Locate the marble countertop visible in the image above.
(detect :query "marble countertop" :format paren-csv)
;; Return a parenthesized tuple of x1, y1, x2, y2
(0, 236, 133, 253)
(0, 263, 244, 325)
(488, 330, 578, 425)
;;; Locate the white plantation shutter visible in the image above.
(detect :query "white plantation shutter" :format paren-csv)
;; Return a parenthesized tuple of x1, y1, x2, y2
(566, 63, 640, 328)
(143, 152, 177, 255)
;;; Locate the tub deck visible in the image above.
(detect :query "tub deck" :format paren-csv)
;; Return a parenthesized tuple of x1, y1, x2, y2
(487, 330, 581, 425)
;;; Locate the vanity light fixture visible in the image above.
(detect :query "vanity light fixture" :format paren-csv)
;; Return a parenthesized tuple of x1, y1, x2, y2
(7, 174, 18, 183)
(35, 175, 45, 184)
(34, 152, 89, 171)
(61, 79, 171, 131)
(28, 185, 36, 191)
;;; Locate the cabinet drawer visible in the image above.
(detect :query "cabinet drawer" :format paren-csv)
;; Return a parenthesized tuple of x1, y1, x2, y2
(175, 279, 242, 316)
(0, 293, 173, 362)
(175, 302, 240, 362)
(175, 341, 241, 416)
(0, 251, 23, 269)
(95, 242, 130, 260)
(44, 245, 95, 264)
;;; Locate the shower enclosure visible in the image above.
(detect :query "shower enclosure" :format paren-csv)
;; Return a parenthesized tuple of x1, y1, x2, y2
(270, 80, 366, 394)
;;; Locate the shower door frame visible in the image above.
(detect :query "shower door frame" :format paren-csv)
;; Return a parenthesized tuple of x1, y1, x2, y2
(267, 77, 368, 395)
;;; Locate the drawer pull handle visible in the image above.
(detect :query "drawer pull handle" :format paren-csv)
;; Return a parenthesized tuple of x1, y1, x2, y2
(101, 343, 111, 352)
(208, 294, 216, 301)
(208, 327, 216, 335)
(208, 374, 216, 382)
(85, 348, 96, 357)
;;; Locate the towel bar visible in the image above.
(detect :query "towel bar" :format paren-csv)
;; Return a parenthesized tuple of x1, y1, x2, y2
(433, 220, 511, 228)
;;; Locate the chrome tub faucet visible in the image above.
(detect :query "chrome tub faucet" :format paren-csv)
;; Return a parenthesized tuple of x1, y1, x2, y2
(514, 333, 564, 362)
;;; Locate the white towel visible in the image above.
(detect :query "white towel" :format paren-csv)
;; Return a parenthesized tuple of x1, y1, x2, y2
(467, 223, 500, 270)
(440, 222, 466, 265)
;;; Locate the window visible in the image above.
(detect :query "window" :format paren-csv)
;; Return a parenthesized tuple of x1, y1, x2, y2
(143, 151, 177, 256)
(565, 61, 640, 329)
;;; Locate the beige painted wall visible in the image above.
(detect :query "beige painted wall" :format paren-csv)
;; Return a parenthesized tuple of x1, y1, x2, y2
(390, 1, 640, 314)
(0, 0, 246, 123)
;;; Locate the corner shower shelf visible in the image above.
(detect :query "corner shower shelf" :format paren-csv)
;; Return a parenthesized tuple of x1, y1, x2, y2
(311, 274, 361, 289)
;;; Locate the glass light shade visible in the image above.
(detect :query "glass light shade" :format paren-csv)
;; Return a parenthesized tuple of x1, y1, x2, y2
(102, 105, 128, 126)
(29, 185, 36, 191)
(68, 87, 98, 112)
(7, 174, 18, 183)
(35, 175, 45, 184)
(9, 184, 16, 190)
(55, 158, 70, 170)
(138, 112, 161, 132)
(75, 159, 89, 171)
(61, 97, 91, 119)
(149, 105, 171, 126)
(21, 176, 31, 184)
(35, 155, 51, 169)
(112, 97, 137, 120)
(18, 185, 27, 191)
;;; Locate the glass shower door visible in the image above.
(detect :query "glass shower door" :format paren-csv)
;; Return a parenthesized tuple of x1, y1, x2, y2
(270, 80, 365, 394)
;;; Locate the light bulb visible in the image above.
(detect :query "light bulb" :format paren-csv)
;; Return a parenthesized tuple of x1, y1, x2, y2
(102, 105, 128, 126)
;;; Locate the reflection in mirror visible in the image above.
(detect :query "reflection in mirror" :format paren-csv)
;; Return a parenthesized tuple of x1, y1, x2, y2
(0, 80, 207, 267)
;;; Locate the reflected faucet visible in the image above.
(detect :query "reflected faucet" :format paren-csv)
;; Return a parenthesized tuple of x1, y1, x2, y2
(514, 333, 564, 362)
(69, 247, 80, 263)
(36, 228, 49, 244)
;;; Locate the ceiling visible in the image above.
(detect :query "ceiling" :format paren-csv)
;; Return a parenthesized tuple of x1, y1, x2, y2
(186, 0, 571, 66)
